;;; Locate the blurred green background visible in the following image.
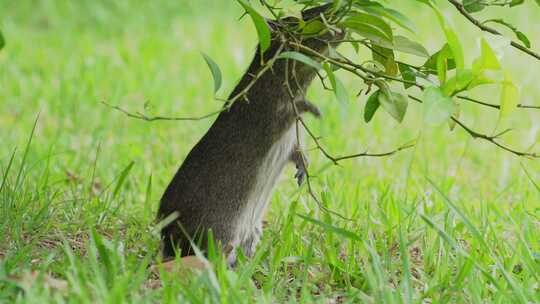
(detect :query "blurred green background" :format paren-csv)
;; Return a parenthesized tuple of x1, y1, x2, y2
(1, 0, 540, 302)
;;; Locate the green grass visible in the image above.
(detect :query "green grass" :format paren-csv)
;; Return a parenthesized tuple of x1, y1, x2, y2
(1, 0, 540, 302)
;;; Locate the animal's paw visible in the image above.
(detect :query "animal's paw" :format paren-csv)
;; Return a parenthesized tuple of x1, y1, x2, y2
(296, 99, 321, 118)
(294, 165, 306, 186)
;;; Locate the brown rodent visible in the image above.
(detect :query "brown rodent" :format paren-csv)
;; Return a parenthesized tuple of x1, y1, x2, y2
(158, 4, 342, 265)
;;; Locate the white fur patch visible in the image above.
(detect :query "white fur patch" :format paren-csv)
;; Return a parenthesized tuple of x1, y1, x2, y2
(237, 125, 298, 244)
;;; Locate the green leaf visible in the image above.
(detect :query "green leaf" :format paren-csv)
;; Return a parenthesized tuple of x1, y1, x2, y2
(345, 12, 393, 41)
(301, 20, 327, 37)
(423, 86, 455, 125)
(297, 213, 361, 241)
(414, 0, 432, 5)
(333, 77, 348, 105)
(423, 44, 456, 74)
(340, 19, 393, 45)
(364, 60, 386, 72)
(484, 19, 531, 48)
(449, 103, 460, 131)
(378, 85, 408, 123)
(427, 3, 465, 69)
(516, 31, 531, 48)
(324, 63, 349, 104)
(455, 70, 474, 90)
(364, 91, 381, 123)
(361, 6, 417, 33)
(237, 0, 271, 52)
(472, 38, 501, 74)
(510, 0, 525, 7)
(398, 63, 416, 89)
(442, 69, 473, 96)
(362, 35, 429, 58)
(372, 46, 398, 76)
(392, 36, 429, 58)
(468, 75, 496, 90)
(201, 52, 223, 94)
(436, 44, 455, 84)
(500, 73, 519, 118)
(278, 51, 322, 70)
(351, 40, 360, 53)
(463, 0, 485, 13)
(443, 28, 465, 70)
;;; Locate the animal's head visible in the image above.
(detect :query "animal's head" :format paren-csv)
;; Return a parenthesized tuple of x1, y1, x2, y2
(247, 4, 345, 88)
(269, 4, 344, 54)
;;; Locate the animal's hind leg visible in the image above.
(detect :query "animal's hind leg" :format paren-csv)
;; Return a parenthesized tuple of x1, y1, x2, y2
(291, 99, 318, 186)
(161, 226, 193, 259)
(239, 223, 262, 259)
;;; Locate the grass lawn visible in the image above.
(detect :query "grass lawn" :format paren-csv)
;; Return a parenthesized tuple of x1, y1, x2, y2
(1, 0, 540, 302)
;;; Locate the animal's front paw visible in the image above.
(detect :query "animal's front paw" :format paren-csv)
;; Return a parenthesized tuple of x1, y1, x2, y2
(294, 165, 306, 186)
(291, 150, 308, 187)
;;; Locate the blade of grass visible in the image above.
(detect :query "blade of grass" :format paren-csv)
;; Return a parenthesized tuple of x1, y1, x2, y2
(14, 114, 39, 192)
(112, 161, 135, 200)
(520, 162, 540, 193)
(296, 213, 361, 242)
(0, 148, 17, 194)
(427, 177, 489, 250)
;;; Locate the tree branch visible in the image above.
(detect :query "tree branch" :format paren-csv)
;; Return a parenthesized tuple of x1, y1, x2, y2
(102, 101, 223, 121)
(456, 96, 540, 110)
(105, 43, 286, 122)
(333, 143, 416, 162)
(281, 42, 413, 220)
(335, 38, 540, 111)
(447, 0, 540, 61)
(408, 95, 539, 158)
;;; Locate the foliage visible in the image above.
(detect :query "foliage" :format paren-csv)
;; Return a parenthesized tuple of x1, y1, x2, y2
(207, 0, 540, 159)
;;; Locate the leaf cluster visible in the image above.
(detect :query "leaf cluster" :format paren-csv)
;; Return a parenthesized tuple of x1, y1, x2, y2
(106, 0, 540, 159)
(224, 0, 540, 158)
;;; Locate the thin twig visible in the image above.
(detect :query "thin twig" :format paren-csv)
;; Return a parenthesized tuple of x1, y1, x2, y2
(333, 143, 416, 162)
(102, 101, 223, 121)
(282, 43, 353, 221)
(288, 40, 538, 158)
(450, 118, 537, 157)
(357, 40, 429, 73)
(283, 38, 412, 220)
(408, 95, 538, 158)
(456, 96, 540, 110)
(447, 0, 540, 61)
(105, 43, 286, 122)
(336, 38, 540, 111)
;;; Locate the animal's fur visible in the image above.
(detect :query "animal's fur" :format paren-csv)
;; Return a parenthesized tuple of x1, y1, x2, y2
(158, 4, 342, 264)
